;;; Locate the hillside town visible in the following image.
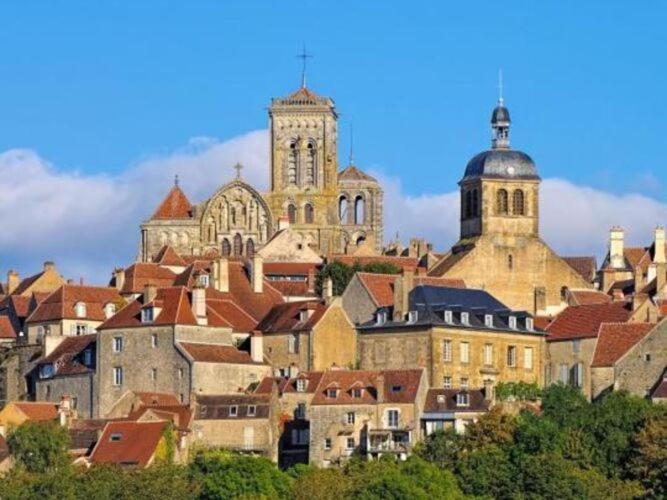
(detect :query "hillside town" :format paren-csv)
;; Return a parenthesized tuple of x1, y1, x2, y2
(0, 78, 665, 496)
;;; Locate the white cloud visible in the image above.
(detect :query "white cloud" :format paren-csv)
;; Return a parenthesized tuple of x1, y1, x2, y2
(1, 131, 665, 283)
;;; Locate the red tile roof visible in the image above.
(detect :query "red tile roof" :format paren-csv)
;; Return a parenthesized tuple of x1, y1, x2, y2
(90, 420, 167, 468)
(256, 300, 327, 333)
(178, 342, 259, 364)
(0, 316, 16, 339)
(152, 246, 187, 267)
(13, 402, 59, 421)
(127, 404, 192, 431)
(134, 392, 181, 407)
(546, 302, 631, 341)
(118, 263, 177, 295)
(266, 280, 315, 297)
(424, 389, 490, 412)
(151, 185, 193, 220)
(591, 322, 655, 367)
(568, 290, 612, 306)
(310, 369, 423, 406)
(40, 334, 96, 376)
(356, 273, 466, 308)
(255, 372, 325, 395)
(28, 285, 121, 323)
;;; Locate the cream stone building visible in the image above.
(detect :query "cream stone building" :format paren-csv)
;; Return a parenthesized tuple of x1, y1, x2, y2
(140, 83, 383, 261)
(429, 98, 592, 314)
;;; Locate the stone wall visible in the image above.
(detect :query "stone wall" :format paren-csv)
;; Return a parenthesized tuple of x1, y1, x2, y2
(35, 373, 94, 418)
(190, 362, 271, 395)
(341, 275, 377, 326)
(546, 337, 597, 400)
(192, 418, 272, 454)
(310, 302, 356, 370)
(615, 321, 667, 396)
(263, 332, 310, 373)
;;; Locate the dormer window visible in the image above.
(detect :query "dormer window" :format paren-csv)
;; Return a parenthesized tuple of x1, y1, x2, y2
(444, 310, 453, 324)
(83, 349, 92, 366)
(509, 316, 517, 329)
(39, 364, 54, 379)
(376, 310, 387, 326)
(407, 311, 418, 324)
(352, 388, 363, 398)
(141, 308, 154, 324)
(484, 314, 494, 328)
(436, 394, 446, 403)
(229, 405, 238, 417)
(526, 318, 534, 331)
(391, 385, 403, 393)
(326, 388, 338, 398)
(104, 303, 116, 319)
(296, 379, 307, 392)
(75, 302, 87, 318)
(200, 274, 210, 287)
(461, 312, 470, 325)
(456, 392, 470, 407)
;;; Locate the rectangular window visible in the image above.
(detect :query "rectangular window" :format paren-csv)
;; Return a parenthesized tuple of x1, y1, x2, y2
(296, 379, 307, 392)
(571, 362, 583, 388)
(407, 311, 418, 324)
(461, 312, 470, 325)
(150, 368, 157, 381)
(112, 367, 123, 386)
(113, 336, 123, 353)
(151, 333, 158, 348)
(460, 342, 470, 364)
(456, 392, 470, 407)
(387, 409, 399, 428)
(443, 376, 452, 389)
(524, 347, 534, 370)
(324, 438, 332, 450)
(229, 405, 238, 417)
(295, 402, 306, 420)
(509, 316, 517, 329)
(178, 368, 184, 380)
(352, 388, 362, 398)
(247, 405, 256, 417)
(71, 396, 78, 409)
(110, 433, 122, 442)
(345, 412, 355, 425)
(141, 308, 154, 323)
(559, 363, 569, 383)
(460, 377, 469, 390)
(485, 314, 494, 328)
(292, 429, 309, 445)
(288, 334, 299, 354)
(346, 437, 355, 450)
(76, 324, 88, 336)
(444, 310, 453, 323)
(507, 346, 517, 367)
(443, 340, 452, 362)
(83, 349, 92, 366)
(484, 344, 493, 366)
(526, 318, 534, 331)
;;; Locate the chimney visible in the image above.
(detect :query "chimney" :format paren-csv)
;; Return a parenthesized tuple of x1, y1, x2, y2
(609, 227, 625, 269)
(250, 330, 264, 363)
(213, 257, 229, 293)
(278, 216, 290, 231)
(6, 270, 19, 295)
(393, 270, 414, 321)
(289, 363, 299, 378)
(307, 268, 316, 294)
(323, 277, 333, 303)
(143, 283, 157, 304)
(43, 261, 55, 272)
(192, 271, 208, 326)
(251, 255, 264, 293)
(654, 226, 666, 264)
(113, 268, 125, 292)
(58, 395, 71, 427)
(375, 373, 385, 403)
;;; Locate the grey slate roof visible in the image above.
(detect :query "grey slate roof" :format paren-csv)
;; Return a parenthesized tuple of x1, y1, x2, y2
(463, 149, 539, 181)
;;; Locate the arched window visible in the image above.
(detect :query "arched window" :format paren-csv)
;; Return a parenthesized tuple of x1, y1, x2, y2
(287, 204, 297, 224)
(356, 236, 366, 247)
(287, 142, 298, 185)
(233, 233, 243, 256)
(246, 239, 255, 258)
(304, 203, 314, 224)
(221, 239, 231, 256)
(496, 189, 509, 215)
(354, 196, 365, 225)
(305, 142, 316, 186)
(508, 254, 513, 271)
(339, 196, 348, 223)
(513, 189, 525, 215)
(472, 189, 479, 217)
(465, 191, 472, 219)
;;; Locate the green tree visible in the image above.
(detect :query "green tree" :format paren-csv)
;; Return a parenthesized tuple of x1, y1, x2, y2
(454, 445, 516, 499)
(541, 383, 591, 428)
(315, 261, 355, 296)
(414, 428, 462, 469)
(626, 414, 667, 498)
(7, 421, 71, 473)
(292, 467, 351, 500)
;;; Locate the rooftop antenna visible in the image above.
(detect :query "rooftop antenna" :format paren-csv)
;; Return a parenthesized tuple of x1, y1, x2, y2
(297, 44, 313, 88)
(498, 69, 504, 104)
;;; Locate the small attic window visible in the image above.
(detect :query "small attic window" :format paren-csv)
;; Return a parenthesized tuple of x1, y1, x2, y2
(326, 388, 338, 398)
(75, 302, 87, 318)
(444, 310, 453, 324)
(352, 388, 363, 398)
(436, 394, 446, 403)
(461, 312, 470, 325)
(376, 311, 387, 326)
(110, 433, 122, 442)
(296, 379, 307, 392)
(526, 318, 534, 331)
(391, 385, 403, 393)
(407, 311, 418, 324)
(484, 314, 494, 328)
(104, 303, 116, 319)
(141, 308, 154, 324)
(509, 316, 517, 330)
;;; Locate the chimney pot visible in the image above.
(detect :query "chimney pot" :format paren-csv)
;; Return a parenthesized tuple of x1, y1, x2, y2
(43, 261, 55, 272)
(609, 227, 625, 269)
(251, 255, 264, 294)
(113, 267, 126, 292)
(6, 270, 20, 295)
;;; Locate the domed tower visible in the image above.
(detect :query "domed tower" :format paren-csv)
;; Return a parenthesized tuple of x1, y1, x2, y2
(459, 97, 540, 239)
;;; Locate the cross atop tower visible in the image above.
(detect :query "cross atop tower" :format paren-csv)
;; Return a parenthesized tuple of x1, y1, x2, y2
(174, 174, 180, 187)
(233, 162, 243, 179)
(297, 45, 313, 88)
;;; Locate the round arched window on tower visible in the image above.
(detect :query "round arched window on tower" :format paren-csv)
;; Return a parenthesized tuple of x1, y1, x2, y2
(513, 189, 525, 215)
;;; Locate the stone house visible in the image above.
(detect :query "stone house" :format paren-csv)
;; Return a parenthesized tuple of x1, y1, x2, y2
(262, 262, 320, 302)
(545, 302, 633, 400)
(33, 334, 97, 417)
(421, 388, 491, 435)
(0, 401, 59, 435)
(342, 271, 465, 326)
(2, 261, 65, 298)
(257, 298, 356, 373)
(308, 369, 428, 467)
(89, 420, 174, 468)
(357, 285, 545, 390)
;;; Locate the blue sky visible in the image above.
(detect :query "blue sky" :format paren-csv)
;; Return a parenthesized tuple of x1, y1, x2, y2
(1, 2, 666, 282)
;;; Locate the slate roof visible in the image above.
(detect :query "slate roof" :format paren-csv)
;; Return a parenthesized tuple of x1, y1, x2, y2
(28, 285, 121, 323)
(310, 369, 424, 406)
(591, 322, 655, 367)
(38, 334, 96, 376)
(151, 185, 193, 220)
(423, 389, 490, 413)
(178, 342, 259, 365)
(463, 149, 539, 181)
(546, 302, 631, 341)
(356, 273, 466, 308)
(89, 420, 168, 468)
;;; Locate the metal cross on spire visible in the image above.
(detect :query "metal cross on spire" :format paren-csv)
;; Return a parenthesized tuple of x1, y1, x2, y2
(174, 174, 180, 187)
(233, 162, 243, 179)
(297, 44, 313, 88)
(497, 69, 504, 104)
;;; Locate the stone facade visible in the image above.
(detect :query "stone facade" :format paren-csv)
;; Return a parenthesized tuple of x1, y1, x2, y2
(613, 321, 667, 396)
(35, 373, 95, 418)
(546, 338, 597, 399)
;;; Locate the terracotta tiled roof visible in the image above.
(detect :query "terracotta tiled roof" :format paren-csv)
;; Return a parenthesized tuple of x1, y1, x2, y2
(178, 342, 259, 364)
(127, 404, 192, 430)
(28, 285, 121, 323)
(357, 273, 466, 308)
(310, 369, 423, 406)
(255, 372, 325, 395)
(8, 295, 31, 317)
(266, 281, 315, 297)
(652, 376, 667, 399)
(562, 256, 597, 282)
(533, 316, 553, 330)
(39, 334, 96, 376)
(568, 290, 612, 306)
(99, 287, 196, 329)
(256, 300, 327, 333)
(624, 247, 649, 270)
(13, 402, 59, 421)
(134, 392, 181, 407)
(90, 420, 167, 468)
(591, 322, 655, 367)
(118, 263, 177, 295)
(0, 316, 16, 339)
(205, 296, 258, 332)
(152, 246, 187, 267)
(423, 389, 490, 413)
(546, 303, 631, 341)
(151, 185, 193, 220)
(330, 255, 422, 272)
(338, 165, 378, 183)
(263, 263, 319, 276)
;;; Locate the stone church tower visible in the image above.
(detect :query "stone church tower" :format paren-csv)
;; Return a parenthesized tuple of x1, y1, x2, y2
(264, 85, 341, 255)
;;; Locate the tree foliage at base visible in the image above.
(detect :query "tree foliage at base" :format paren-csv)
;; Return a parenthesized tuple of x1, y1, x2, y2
(315, 260, 401, 296)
